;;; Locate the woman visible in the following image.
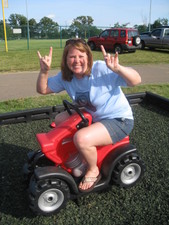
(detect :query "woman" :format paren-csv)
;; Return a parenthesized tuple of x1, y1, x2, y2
(37, 39, 141, 192)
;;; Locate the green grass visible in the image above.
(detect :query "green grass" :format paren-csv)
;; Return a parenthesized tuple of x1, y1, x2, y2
(0, 39, 67, 51)
(1, 39, 169, 73)
(123, 83, 169, 98)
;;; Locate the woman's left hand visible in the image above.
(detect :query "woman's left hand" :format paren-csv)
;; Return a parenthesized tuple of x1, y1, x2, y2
(100, 45, 119, 72)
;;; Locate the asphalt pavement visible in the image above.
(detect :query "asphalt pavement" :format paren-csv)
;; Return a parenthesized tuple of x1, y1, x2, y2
(0, 64, 169, 101)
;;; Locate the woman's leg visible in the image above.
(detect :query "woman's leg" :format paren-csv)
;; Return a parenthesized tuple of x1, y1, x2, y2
(73, 122, 113, 191)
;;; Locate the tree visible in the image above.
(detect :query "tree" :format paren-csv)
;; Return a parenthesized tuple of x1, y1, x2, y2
(72, 16, 94, 26)
(0, 20, 13, 40)
(29, 18, 37, 38)
(8, 14, 27, 38)
(88, 26, 103, 37)
(29, 18, 37, 26)
(136, 24, 148, 34)
(160, 18, 168, 26)
(113, 22, 121, 28)
(8, 14, 27, 27)
(37, 17, 59, 38)
(152, 18, 169, 29)
(70, 16, 94, 38)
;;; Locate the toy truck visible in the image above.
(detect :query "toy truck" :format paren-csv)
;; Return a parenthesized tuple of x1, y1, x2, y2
(23, 100, 145, 216)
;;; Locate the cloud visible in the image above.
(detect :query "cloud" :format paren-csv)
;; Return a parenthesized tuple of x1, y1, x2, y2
(47, 14, 56, 19)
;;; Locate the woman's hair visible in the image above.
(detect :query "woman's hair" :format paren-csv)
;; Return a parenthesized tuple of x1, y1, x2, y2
(61, 39, 93, 81)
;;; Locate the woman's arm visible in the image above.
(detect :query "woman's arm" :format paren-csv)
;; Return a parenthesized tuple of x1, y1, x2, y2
(100, 45, 141, 86)
(36, 47, 54, 94)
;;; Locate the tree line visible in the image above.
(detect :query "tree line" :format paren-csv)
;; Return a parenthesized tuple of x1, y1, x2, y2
(0, 14, 168, 40)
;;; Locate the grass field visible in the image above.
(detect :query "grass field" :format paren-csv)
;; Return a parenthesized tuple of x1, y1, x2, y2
(1, 39, 169, 73)
(0, 39, 67, 51)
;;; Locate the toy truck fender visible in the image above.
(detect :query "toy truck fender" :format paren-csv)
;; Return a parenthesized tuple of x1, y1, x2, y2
(33, 166, 79, 194)
(101, 143, 137, 182)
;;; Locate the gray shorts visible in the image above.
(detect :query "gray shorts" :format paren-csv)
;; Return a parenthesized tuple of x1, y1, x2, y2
(100, 118, 134, 143)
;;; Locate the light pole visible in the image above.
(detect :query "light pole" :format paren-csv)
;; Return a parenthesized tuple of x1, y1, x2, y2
(149, 0, 152, 32)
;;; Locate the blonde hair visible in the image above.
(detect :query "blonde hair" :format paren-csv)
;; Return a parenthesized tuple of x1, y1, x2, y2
(61, 39, 93, 81)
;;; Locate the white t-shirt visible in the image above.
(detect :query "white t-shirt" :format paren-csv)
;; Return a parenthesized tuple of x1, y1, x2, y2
(48, 60, 133, 122)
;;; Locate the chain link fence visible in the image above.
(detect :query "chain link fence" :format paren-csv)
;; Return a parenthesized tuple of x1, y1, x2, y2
(0, 24, 109, 51)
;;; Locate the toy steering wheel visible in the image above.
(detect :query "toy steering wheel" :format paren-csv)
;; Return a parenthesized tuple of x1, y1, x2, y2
(63, 100, 89, 126)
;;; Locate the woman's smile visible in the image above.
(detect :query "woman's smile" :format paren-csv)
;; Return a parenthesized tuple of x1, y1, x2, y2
(67, 47, 88, 78)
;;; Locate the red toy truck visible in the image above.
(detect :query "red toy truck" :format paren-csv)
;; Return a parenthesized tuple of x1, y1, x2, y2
(23, 100, 145, 216)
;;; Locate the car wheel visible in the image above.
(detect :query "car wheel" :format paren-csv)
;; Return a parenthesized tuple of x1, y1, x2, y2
(149, 47, 155, 50)
(114, 44, 123, 54)
(141, 41, 145, 50)
(133, 36, 141, 46)
(28, 176, 70, 216)
(88, 42, 96, 50)
(112, 153, 145, 188)
(128, 50, 136, 53)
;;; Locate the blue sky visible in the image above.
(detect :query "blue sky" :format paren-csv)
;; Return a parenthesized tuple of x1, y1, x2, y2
(1, 0, 169, 27)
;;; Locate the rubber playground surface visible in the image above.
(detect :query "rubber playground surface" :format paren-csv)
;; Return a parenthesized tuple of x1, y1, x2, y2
(0, 99, 169, 224)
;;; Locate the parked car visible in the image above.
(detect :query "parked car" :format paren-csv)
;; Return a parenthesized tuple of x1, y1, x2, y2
(87, 27, 141, 54)
(140, 27, 169, 50)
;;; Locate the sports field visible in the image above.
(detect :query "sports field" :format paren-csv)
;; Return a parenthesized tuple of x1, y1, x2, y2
(0, 38, 67, 51)
(1, 39, 169, 73)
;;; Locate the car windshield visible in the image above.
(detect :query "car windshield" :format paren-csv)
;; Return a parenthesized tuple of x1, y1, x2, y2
(128, 30, 138, 38)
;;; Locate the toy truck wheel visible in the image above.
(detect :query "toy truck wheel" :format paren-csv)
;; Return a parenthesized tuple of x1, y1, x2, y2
(112, 153, 145, 188)
(28, 176, 70, 216)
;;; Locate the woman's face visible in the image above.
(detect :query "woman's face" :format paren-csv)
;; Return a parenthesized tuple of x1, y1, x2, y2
(67, 47, 88, 79)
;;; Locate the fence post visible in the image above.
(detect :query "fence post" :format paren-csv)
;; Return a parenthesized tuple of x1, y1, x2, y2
(60, 26, 62, 48)
(26, 0, 30, 50)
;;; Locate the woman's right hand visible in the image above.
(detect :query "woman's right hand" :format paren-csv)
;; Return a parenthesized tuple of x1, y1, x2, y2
(37, 47, 53, 73)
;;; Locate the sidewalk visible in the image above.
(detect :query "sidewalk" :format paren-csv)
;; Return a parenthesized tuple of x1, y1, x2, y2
(0, 64, 169, 101)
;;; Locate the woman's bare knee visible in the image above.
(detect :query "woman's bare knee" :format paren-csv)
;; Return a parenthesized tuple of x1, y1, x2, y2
(73, 131, 89, 150)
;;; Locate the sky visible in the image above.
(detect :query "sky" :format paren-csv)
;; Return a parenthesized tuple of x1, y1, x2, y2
(1, 0, 169, 27)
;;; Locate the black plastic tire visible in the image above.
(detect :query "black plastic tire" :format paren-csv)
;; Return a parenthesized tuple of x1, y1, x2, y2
(112, 153, 145, 188)
(28, 176, 70, 216)
(88, 42, 96, 50)
(114, 44, 123, 54)
(23, 151, 55, 186)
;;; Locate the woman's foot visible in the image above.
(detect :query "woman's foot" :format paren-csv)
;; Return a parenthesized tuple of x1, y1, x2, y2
(79, 168, 101, 192)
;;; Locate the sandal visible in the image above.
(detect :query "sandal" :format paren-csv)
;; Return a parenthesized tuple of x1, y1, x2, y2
(79, 173, 102, 193)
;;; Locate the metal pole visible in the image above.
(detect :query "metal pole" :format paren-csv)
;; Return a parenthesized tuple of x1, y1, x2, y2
(60, 26, 62, 48)
(25, 0, 30, 50)
(2, 0, 8, 52)
(149, 0, 152, 32)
